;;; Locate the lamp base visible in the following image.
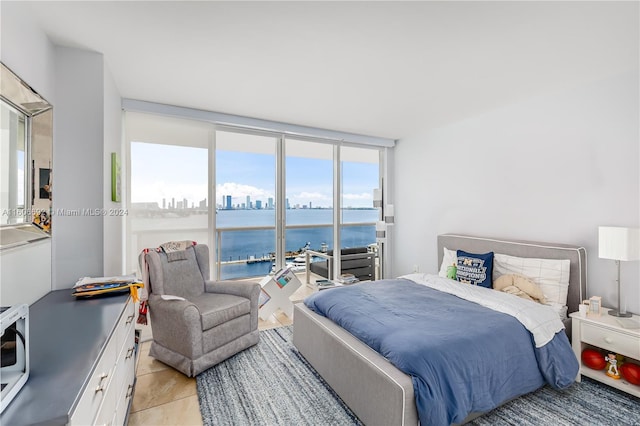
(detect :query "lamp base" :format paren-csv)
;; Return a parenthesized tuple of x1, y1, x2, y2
(608, 310, 632, 318)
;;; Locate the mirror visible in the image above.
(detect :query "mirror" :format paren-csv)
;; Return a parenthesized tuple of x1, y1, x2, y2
(1, 62, 53, 247)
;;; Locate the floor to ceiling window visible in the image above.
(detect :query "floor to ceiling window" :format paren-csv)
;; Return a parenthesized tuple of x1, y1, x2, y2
(214, 129, 277, 279)
(285, 138, 334, 266)
(125, 111, 386, 280)
(126, 113, 211, 273)
(340, 145, 380, 249)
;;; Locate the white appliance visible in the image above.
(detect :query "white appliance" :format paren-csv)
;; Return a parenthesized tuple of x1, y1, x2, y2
(0, 304, 29, 413)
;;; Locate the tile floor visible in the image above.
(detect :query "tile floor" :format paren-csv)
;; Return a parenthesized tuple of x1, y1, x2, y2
(128, 277, 316, 425)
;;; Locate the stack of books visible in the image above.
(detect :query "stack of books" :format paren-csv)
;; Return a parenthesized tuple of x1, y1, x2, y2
(336, 274, 359, 285)
(72, 275, 143, 298)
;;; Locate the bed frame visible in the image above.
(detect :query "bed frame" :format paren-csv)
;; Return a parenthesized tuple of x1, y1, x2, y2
(292, 234, 587, 426)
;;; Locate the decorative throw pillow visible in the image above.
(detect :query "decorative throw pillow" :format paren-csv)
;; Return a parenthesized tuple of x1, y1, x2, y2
(456, 250, 494, 288)
(438, 248, 458, 278)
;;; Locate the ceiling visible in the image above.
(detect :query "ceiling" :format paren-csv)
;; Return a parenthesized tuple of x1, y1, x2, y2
(25, 1, 638, 140)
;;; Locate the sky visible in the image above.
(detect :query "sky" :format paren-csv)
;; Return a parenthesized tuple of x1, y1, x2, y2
(131, 142, 378, 209)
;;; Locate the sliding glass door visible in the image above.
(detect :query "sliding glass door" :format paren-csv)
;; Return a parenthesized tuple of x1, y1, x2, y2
(340, 145, 379, 249)
(285, 139, 334, 263)
(126, 113, 211, 273)
(340, 145, 380, 279)
(126, 112, 386, 281)
(214, 129, 277, 279)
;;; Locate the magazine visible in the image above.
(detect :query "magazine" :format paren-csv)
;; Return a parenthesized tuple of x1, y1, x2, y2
(72, 274, 143, 299)
(258, 289, 271, 309)
(274, 268, 293, 288)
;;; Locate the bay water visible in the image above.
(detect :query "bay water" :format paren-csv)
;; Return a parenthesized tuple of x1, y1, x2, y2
(131, 208, 378, 279)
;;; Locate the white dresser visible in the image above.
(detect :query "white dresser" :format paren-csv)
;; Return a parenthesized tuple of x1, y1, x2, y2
(571, 308, 640, 398)
(0, 290, 137, 425)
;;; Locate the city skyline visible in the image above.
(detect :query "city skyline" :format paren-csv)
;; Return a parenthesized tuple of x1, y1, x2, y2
(131, 142, 378, 209)
(133, 195, 375, 211)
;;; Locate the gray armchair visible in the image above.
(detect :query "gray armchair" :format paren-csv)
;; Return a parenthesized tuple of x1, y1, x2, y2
(144, 244, 259, 377)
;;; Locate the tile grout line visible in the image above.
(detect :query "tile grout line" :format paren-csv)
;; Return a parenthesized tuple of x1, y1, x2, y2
(130, 393, 201, 415)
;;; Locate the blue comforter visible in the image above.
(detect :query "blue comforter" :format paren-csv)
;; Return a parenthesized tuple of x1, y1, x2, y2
(304, 278, 578, 426)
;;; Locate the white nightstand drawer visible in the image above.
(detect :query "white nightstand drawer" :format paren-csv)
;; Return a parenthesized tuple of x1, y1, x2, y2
(581, 323, 640, 359)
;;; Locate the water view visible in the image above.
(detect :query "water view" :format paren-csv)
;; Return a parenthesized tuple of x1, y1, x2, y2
(131, 208, 378, 279)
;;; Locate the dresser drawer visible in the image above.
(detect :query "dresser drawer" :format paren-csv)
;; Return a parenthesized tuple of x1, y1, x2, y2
(581, 323, 640, 359)
(114, 326, 136, 394)
(70, 339, 117, 425)
(115, 300, 136, 351)
(114, 353, 137, 426)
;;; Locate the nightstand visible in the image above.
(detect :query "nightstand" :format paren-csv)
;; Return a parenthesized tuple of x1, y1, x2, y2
(570, 308, 640, 397)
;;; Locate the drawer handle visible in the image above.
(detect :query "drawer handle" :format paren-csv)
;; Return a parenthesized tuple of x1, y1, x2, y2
(126, 384, 134, 399)
(125, 314, 135, 325)
(604, 337, 613, 344)
(125, 346, 135, 360)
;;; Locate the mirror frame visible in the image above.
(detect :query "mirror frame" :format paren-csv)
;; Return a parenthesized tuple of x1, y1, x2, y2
(1, 62, 53, 237)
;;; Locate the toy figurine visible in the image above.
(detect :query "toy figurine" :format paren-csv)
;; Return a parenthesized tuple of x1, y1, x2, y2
(446, 264, 457, 280)
(605, 353, 621, 379)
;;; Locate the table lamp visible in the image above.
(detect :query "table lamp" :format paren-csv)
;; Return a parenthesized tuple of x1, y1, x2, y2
(598, 226, 640, 317)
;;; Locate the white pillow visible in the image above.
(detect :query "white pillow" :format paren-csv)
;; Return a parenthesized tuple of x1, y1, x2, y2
(493, 253, 570, 307)
(438, 248, 458, 277)
(547, 303, 568, 322)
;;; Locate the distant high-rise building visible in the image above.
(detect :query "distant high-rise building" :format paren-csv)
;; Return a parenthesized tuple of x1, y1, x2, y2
(268, 197, 274, 209)
(286, 198, 290, 209)
(199, 199, 206, 209)
(246, 195, 251, 210)
(162, 198, 166, 209)
(172, 197, 175, 209)
(183, 198, 188, 209)
(225, 195, 232, 210)
(309, 201, 312, 209)
(256, 200, 262, 209)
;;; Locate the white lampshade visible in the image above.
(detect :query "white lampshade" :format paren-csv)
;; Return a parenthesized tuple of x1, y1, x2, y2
(598, 227, 640, 261)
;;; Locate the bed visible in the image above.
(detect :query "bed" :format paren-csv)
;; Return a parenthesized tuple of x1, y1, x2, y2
(292, 234, 587, 426)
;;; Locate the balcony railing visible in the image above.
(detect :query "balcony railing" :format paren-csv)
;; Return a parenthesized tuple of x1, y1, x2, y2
(130, 222, 375, 280)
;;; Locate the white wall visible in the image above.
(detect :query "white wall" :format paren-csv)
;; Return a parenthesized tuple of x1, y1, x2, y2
(53, 47, 105, 287)
(393, 72, 640, 314)
(1, 240, 52, 306)
(0, 2, 56, 103)
(2, 2, 126, 293)
(0, 2, 56, 305)
(103, 64, 125, 276)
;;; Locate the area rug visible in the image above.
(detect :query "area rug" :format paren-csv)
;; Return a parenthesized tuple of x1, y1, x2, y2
(197, 326, 640, 426)
(197, 326, 362, 425)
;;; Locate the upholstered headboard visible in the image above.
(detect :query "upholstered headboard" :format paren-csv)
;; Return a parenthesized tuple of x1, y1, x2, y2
(437, 234, 587, 337)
